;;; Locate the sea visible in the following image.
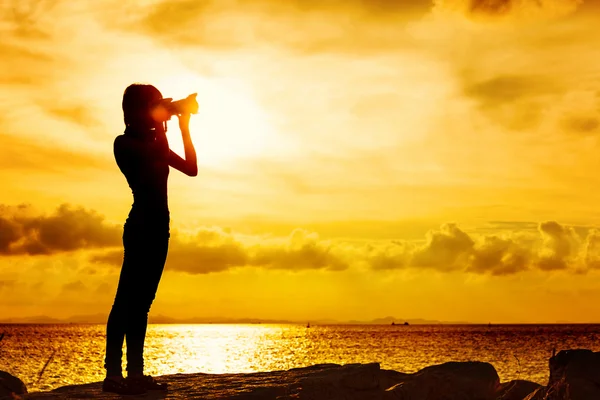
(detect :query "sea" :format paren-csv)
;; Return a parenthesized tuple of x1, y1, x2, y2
(1, 323, 599, 393)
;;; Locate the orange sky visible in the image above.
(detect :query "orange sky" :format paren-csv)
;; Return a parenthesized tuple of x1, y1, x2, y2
(2, 0, 600, 323)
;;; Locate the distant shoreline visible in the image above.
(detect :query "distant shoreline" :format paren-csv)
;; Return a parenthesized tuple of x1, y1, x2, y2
(0, 314, 591, 325)
(0, 320, 597, 325)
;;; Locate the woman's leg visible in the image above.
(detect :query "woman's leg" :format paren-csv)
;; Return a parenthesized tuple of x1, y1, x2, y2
(124, 234, 169, 376)
(104, 232, 139, 378)
(105, 310, 126, 377)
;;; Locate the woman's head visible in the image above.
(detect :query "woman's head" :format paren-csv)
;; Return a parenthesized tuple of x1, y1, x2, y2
(122, 84, 163, 129)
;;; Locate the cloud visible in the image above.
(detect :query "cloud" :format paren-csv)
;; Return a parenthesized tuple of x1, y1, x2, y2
(582, 229, 600, 269)
(459, 72, 600, 132)
(464, 75, 559, 108)
(100, 0, 431, 54)
(61, 280, 86, 292)
(403, 0, 600, 140)
(0, 280, 16, 290)
(411, 223, 475, 271)
(1, 0, 57, 39)
(366, 241, 413, 271)
(92, 227, 250, 273)
(554, 91, 600, 136)
(561, 115, 600, 134)
(467, 235, 530, 275)
(0, 134, 110, 174)
(250, 229, 350, 271)
(0, 204, 121, 255)
(0, 1, 62, 90)
(90, 213, 600, 276)
(537, 221, 580, 271)
(163, 228, 250, 274)
(5, 203, 600, 276)
(41, 104, 99, 128)
(92, 227, 350, 273)
(433, 0, 583, 19)
(0, 42, 53, 85)
(477, 221, 539, 232)
(364, 221, 599, 275)
(95, 281, 113, 294)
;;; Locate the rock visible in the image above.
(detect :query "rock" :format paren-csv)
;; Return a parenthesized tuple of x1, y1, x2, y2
(280, 363, 384, 399)
(22, 361, 504, 400)
(21, 349, 600, 399)
(523, 387, 547, 400)
(495, 380, 541, 400)
(383, 361, 500, 400)
(379, 369, 410, 391)
(24, 363, 387, 400)
(0, 371, 27, 398)
(524, 349, 600, 400)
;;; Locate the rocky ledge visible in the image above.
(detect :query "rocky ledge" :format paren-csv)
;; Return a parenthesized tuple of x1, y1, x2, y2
(3, 349, 600, 399)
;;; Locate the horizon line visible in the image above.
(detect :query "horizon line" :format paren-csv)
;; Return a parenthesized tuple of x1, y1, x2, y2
(0, 315, 594, 325)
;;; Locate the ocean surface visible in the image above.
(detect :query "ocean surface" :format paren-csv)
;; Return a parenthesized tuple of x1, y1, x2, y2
(1, 323, 599, 393)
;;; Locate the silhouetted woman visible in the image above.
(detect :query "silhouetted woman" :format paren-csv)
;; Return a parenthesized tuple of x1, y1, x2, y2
(103, 84, 198, 395)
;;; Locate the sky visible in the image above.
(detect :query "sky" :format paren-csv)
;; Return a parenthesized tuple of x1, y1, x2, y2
(1, 0, 600, 323)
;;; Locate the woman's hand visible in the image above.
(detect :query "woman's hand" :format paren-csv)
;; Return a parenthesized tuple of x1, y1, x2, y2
(178, 113, 191, 132)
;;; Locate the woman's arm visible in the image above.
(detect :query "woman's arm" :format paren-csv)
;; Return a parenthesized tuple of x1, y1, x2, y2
(168, 113, 198, 176)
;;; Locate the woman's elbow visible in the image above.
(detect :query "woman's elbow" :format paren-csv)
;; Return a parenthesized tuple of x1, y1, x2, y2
(187, 167, 198, 177)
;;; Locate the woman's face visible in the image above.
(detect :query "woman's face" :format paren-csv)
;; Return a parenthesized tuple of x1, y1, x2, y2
(134, 93, 164, 131)
(146, 95, 165, 129)
(149, 97, 172, 124)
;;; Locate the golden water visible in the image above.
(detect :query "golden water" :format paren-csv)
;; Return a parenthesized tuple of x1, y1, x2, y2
(1, 323, 599, 393)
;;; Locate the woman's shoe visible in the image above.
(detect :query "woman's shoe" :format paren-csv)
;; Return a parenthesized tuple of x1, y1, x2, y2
(126, 374, 169, 391)
(102, 377, 147, 395)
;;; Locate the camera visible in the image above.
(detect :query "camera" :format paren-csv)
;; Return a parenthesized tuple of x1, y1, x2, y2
(152, 93, 198, 121)
(164, 93, 199, 116)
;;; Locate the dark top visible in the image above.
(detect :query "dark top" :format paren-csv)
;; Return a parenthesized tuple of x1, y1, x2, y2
(114, 126, 170, 234)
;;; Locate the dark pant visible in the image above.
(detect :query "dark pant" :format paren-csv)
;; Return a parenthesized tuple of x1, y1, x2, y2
(104, 223, 169, 377)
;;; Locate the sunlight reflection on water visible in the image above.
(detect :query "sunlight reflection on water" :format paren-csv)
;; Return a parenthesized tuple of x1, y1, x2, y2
(2, 323, 600, 392)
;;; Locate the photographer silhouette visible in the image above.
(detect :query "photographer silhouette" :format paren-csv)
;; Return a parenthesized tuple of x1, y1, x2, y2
(103, 84, 198, 395)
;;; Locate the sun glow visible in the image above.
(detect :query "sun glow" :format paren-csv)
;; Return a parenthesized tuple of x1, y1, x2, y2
(155, 73, 278, 167)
